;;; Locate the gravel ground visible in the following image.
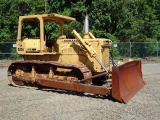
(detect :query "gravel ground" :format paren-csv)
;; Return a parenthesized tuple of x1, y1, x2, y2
(0, 63, 160, 120)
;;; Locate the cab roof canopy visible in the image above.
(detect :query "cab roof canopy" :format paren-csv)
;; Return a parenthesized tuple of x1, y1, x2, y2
(19, 13, 76, 22)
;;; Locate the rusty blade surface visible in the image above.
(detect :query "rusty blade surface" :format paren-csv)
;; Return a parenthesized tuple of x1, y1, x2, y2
(38, 79, 110, 96)
(112, 60, 146, 103)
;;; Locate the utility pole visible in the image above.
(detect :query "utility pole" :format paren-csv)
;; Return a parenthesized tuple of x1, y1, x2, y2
(44, 0, 47, 12)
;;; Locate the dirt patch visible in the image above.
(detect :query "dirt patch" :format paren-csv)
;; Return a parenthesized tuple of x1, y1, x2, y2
(0, 63, 160, 120)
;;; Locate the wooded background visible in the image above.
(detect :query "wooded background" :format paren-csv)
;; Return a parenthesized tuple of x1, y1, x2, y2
(0, 0, 160, 58)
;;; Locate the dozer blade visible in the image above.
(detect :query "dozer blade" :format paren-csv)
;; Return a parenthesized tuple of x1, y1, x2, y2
(112, 60, 146, 103)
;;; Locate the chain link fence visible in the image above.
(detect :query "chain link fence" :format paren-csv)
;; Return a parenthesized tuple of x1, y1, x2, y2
(112, 42, 160, 59)
(0, 42, 21, 59)
(0, 42, 159, 60)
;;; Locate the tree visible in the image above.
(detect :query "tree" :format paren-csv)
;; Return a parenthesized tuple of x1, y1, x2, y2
(0, 0, 160, 58)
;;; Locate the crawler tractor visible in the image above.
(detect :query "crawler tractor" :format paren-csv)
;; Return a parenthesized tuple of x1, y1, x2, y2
(8, 13, 146, 103)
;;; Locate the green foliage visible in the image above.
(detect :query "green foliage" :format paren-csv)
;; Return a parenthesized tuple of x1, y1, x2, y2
(112, 48, 123, 60)
(9, 48, 20, 59)
(45, 22, 60, 40)
(1, 0, 160, 42)
(0, 0, 160, 58)
(131, 42, 157, 58)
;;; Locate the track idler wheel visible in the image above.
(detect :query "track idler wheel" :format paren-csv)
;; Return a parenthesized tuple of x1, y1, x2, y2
(8, 70, 25, 86)
(8, 65, 27, 86)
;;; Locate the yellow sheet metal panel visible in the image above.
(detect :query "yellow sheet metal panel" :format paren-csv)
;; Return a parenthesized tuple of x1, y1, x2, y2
(19, 13, 75, 22)
(23, 38, 41, 53)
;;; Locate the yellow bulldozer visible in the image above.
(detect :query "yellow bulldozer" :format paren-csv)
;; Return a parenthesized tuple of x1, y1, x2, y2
(8, 13, 146, 103)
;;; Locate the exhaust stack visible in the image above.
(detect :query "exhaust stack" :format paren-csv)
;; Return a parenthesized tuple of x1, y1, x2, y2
(84, 15, 89, 33)
(83, 15, 93, 39)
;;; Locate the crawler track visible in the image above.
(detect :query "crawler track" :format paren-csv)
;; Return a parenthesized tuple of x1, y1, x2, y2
(8, 60, 92, 86)
(7, 60, 110, 96)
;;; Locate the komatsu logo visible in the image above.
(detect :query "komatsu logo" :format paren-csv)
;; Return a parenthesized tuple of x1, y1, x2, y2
(18, 48, 24, 51)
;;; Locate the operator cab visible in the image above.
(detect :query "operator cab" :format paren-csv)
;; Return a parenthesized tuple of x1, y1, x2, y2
(17, 13, 75, 54)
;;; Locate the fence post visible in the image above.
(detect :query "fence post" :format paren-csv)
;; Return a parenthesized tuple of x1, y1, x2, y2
(130, 42, 132, 58)
(157, 41, 159, 57)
